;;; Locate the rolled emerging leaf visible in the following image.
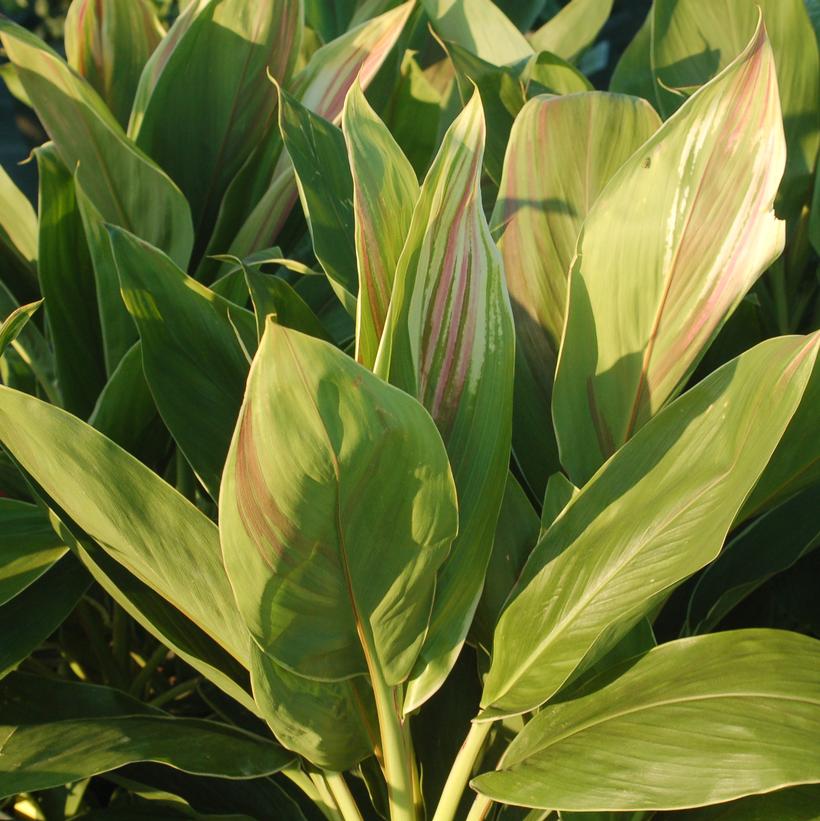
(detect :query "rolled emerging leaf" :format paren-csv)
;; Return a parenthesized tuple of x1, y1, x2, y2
(553, 20, 786, 485)
(220, 320, 458, 685)
(494, 92, 660, 495)
(482, 333, 818, 718)
(474, 630, 820, 811)
(377, 92, 515, 712)
(342, 82, 419, 369)
(64, 0, 163, 126)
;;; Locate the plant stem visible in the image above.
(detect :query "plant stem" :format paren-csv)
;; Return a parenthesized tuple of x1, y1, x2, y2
(368, 661, 417, 821)
(309, 771, 346, 821)
(148, 676, 202, 707)
(464, 793, 493, 821)
(432, 720, 493, 821)
(128, 641, 168, 696)
(324, 771, 364, 821)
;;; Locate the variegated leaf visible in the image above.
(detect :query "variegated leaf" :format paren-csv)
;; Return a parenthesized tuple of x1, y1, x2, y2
(220, 321, 458, 685)
(553, 20, 786, 485)
(493, 91, 660, 495)
(377, 92, 515, 712)
(210, 2, 414, 275)
(342, 81, 419, 369)
(528, 0, 614, 63)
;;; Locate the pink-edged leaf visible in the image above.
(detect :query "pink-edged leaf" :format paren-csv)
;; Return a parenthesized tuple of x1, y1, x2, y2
(553, 19, 786, 485)
(377, 92, 515, 712)
(493, 91, 660, 496)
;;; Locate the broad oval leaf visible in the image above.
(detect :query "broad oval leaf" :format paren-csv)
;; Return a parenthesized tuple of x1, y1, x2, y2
(342, 81, 419, 369)
(377, 93, 515, 711)
(493, 91, 660, 495)
(130, 0, 302, 251)
(0, 19, 193, 269)
(64, 0, 163, 126)
(220, 321, 458, 685)
(481, 333, 818, 718)
(0, 387, 249, 666)
(553, 21, 786, 485)
(110, 227, 256, 500)
(474, 630, 820, 811)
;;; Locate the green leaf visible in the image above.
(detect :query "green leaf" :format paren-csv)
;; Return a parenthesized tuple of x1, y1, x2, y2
(647, 0, 819, 219)
(376, 93, 515, 711)
(251, 645, 376, 771)
(493, 91, 659, 495)
(220, 321, 457, 685)
(110, 227, 256, 500)
(0, 19, 194, 270)
(0, 300, 42, 361)
(208, 1, 414, 278)
(421, 0, 533, 66)
(342, 81, 419, 368)
(35, 144, 106, 414)
(305, 0, 356, 42)
(686, 483, 820, 635)
(608, 7, 654, 102)
(0, 499, 65, 606)
(472, 474, 539, 653)
(659, 784, 820, 820)
(130, 0, 302, 251)
(528, 0, 614, 63)
(473, 630, 820, 811)
(481, 333, 818, 718)
(443, 41, 527, 186)
(539, 473, 578, 537)
(0, 710, 293, 798)
(553, 22, 787, 485)
(278, 89, 357, 314)
(0, 553, 89, 679)
(64, 0, 163, 126)
(0, 386, 250, 667)
(739, 358, 820, 520)
(244, 268, 332, 344)
(0, 162, 38, 301)
(524, 51, 593, 96)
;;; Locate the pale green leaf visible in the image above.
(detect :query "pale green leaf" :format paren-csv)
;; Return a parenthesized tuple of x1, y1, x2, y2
(494, 91, 659, 494)
(474, 630, 820, 811)
(0, 387, 250, 666)
(553, 22, 786, 484)
(481, 334, 818, 718)
(220, 321, 457, 685)
(342, 81, 419, 368)
(0, 162, 37, 300)
(529, 0, 613, 63)
(0, 300, 41, 361)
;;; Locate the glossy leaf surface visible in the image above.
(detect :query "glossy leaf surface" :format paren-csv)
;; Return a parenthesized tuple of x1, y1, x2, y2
(482, 334, 818, 718)
(474, 630, 820, 811)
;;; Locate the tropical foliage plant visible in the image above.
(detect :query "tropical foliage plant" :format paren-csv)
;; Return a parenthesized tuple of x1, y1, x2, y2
(0, 0, 819, 819)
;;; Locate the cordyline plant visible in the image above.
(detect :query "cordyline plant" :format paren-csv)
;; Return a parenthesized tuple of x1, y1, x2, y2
(0, 0, 819, 819)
